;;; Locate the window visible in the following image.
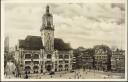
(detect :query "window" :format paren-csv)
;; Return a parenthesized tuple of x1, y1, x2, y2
(59, 55, 63, 59)
(65, 64, 69, 68)
(25, 66, 31, 71)
(65, 61, 69, 63)
(59, 61, 63, 63)
(34, 61, 39, 64)
(25, 61, 31, 65)
(42, 61, 44, 64)
(25, 54, 31, 59)
(59, 65, 63, 68)
(33, 66, 39, 70)
(47, 54, 52, 59)
(33, 54, 39, 59)
(46, 61, 51, 64)
(65, 55, 69, 59)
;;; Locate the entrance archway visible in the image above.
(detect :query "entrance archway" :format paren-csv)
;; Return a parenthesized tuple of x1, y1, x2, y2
(46, 65, 52, 72)
(33, 66, 39, 73)
(25, 66, 31, 74)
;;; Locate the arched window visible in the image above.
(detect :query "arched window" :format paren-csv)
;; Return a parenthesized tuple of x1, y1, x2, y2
(59, 65, 63, 68)
(47, 54, 52, 59)
(25, 66, 31, 71)
(46, 65, 52, 72)
(33, 66, 39, 70)
(33, 66, 39, 73)
(25, 54, 31, 59)
(65, 64, 69, 68)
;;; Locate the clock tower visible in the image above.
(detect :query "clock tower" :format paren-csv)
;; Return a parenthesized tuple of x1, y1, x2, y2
(40, 5, 54, 53)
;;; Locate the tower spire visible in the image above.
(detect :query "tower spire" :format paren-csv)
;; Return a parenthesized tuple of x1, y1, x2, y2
(46, 5, 49, 13)
(41, 5, 54, 53)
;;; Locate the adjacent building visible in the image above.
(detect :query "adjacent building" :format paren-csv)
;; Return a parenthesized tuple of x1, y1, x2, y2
(82, 49, 94, 70)
(4, 36, 9, 67)
(73, 49, 82, 69)
(73, 47, 94, 70)
(15, 5, 73, 74)
(111, 49, 125, 72)
(94, 45, 112, 71)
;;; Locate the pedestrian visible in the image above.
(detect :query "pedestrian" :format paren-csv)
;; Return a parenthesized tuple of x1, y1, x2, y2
(19, 72, 21, 77)
(13, 72, 15, 75)
(4, 72, 7, 77)
(78, 76, 79, 79)
(25, 71, 27, 75)
(25, 74, 28, 79)
(104, 76, 106, 79)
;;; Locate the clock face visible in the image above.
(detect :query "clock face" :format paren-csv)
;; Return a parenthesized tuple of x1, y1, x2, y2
(47, 33, 50, 40)
(47, 17, 51, 23)
(45, 33, 50, 49)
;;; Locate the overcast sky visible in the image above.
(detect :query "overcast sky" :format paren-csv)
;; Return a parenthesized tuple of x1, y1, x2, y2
(4, 2, 125, 49)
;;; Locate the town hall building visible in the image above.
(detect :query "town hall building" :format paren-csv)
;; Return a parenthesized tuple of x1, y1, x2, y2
(15, 5, 73, 74)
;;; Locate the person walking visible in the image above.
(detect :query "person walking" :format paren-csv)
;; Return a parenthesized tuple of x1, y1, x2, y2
(60, 74, 61, 77)
(25, 74, 28, 79)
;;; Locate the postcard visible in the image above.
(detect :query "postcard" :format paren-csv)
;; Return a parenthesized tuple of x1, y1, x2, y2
(1, 0, 127, 81)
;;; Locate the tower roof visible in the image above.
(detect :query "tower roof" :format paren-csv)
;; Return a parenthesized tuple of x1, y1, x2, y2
(41, 5, 54, 31)
(19, 35, 44, 50)
(46, 5, 49, 13)
(44, 5, 52, 16)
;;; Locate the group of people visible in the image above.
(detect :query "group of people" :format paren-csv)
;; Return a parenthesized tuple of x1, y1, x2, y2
(5, 65, 91, 79)
(4, 61, 16, 78)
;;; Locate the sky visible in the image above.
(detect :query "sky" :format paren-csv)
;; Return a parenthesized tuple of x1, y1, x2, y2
(4, 2, 125, 49)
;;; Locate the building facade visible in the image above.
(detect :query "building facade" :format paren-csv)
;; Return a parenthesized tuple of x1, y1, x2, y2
(82, 49, 94, 70)
(4, 36, 9, 67)
(111, 49, 125, 72)
(94, 45, 112, 71)
(15, 5, 73, 74)
(73, 47, 94, 70)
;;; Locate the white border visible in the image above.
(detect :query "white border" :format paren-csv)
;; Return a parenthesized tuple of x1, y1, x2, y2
(125, 0, 127, 80)
(1, 1, 5, 81)
(1, 0, 127, 81)
(1, 0, 126, 3)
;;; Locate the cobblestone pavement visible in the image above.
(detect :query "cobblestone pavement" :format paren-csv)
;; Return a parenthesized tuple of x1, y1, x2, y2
(5, 69, 125, 79)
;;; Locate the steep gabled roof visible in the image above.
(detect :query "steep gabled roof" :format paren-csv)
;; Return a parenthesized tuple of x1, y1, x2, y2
(19, 35, 72, 51)
(54, 38, 72, 51)
(19, 35, 44, 50)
